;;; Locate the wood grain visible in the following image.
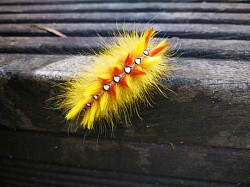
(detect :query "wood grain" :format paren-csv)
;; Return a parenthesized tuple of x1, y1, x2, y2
(0, 54, 249, 149)
(1, 23, 250, 40)
(1, 12, 250, 24)
(0, 0, 250, 4)
(0, 2, 250, 13)
(0, 0, 249, 185)
(1, 37, 250, 60)
(0, 129, 250, 185)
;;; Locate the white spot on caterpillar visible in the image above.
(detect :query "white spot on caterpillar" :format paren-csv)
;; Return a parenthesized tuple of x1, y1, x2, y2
(124, 66, 132, 74)
(143, 50, 149, 56)
(135, 58, 141, 65)
(93, 95, 99, 100)
(114, 76, 120, 83)
(103, 84, 110, 91)
(86, 103, 91, 107)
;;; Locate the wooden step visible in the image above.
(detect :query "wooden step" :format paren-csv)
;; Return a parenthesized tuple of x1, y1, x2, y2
(0, 0, 249, 186)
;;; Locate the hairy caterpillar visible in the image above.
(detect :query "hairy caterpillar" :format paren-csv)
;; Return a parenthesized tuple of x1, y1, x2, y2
(56, 27, 173, 130)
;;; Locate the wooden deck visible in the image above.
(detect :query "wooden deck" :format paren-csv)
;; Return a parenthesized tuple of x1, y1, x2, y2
(0, 0, 249, 186)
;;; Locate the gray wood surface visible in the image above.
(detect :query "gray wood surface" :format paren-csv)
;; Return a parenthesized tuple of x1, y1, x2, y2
(1, 12, 250, 24)
(1, 37, 250, 60)
(0, 2, 250, 13)
(0, 0, 249, 186)
(0, 54, 249, 150)
(0, 0, 250, 4)
(1, 23, 250, 40)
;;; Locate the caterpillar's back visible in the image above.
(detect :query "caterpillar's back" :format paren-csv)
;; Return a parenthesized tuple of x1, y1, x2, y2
(56, 27, 173, 130)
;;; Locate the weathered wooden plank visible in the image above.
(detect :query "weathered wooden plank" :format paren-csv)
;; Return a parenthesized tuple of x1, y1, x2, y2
(0, 0, 250, 5)
(0, 0, 248, 186)
(1, 37, 250, 60)
(1, 2, 250, 13)
(0, 155, 249, 187)
(0, 129, 249, 185)
(0, 12, 249, 24)
(3, 158, 240, 187)
(0, 54, 249, 149)
(1, 54, 249, 83)
(1, 23, 250, 40)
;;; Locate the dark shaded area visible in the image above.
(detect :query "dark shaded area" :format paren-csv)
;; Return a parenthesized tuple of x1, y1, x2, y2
(0, 130, 250, 186)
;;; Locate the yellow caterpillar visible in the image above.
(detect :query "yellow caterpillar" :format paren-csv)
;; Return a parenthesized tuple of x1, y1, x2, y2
(56, 27, 172, 130)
